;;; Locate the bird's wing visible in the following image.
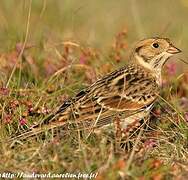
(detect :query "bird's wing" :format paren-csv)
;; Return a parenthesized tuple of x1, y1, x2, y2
(96, 74, 158, 111)
(8, 65, 159, 143)
(77, 64, 158, 112)
(43, 64, 159, 125)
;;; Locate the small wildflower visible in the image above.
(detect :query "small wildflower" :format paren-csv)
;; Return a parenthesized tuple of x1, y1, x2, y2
(184, 112, 188, 122)
(20, 118, 27, 126)
(161, 79, 168, 87)
(166, 62, 177, 76)
(180, 97, 188, 109)
(144, 139, 157, 149)
(10, 100, 19, 109)
(28, 107, 34, 114)
(153, 108, 161, 117)
(0, 87, 9, 96)
(4, 114, 12, 124)
(79, 55, 87, 64)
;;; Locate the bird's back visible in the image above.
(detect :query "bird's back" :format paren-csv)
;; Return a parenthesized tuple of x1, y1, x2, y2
(42, 64, 159, 130)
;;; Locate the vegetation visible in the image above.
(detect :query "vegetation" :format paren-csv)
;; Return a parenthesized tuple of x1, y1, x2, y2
(0, 0, 188, 179)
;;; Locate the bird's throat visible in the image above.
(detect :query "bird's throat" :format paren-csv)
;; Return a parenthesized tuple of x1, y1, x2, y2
(134, 52, 171, 85)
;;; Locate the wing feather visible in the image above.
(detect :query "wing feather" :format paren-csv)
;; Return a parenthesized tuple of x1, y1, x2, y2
(9, 64, 159, 142)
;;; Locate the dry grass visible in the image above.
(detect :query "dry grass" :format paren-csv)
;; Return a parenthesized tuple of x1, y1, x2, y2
(0, 1, 188, 179)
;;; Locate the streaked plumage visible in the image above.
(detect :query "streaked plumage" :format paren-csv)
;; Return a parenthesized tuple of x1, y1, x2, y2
(10, 37, 181, 142)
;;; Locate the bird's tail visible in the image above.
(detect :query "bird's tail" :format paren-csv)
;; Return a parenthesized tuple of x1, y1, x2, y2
(6, 99, 75, 144)
(7, 114, 114, 145)
(6, 100, 119, 145)
(7, 110, 71, 145)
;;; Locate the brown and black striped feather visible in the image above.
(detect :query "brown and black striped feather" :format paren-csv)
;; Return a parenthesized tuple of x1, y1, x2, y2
(9, 64, 159, 142)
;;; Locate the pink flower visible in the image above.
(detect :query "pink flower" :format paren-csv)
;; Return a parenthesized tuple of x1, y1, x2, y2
(161, 79, 168, 87)
(41, 107, 50, 114)
(20, 118, 27, 126)
(0, 87, 9, 96)
(10, 100, 19, 109)
(166, 62, 177, 76)
(144, 139, 157, 149)
(153, 108, 161, 117)
(79, 55, 87, 64)
(4, 114, 12, 124)
(180, 97, 188, 109)
(184, 112, 188, 122)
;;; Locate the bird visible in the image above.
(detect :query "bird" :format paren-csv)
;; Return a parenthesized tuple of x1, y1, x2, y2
(10, 37, 181, 142)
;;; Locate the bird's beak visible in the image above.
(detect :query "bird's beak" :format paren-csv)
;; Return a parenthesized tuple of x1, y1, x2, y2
(167, 44, 181, 54)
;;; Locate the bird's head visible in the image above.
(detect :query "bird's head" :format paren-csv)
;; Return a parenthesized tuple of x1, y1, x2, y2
(132, 37, 181, 72)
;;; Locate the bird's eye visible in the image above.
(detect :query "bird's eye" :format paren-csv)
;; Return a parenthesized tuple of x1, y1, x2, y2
(152, 43, 159, 48)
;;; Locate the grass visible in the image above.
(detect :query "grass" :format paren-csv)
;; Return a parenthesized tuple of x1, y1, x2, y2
(0, 0, 188, 179)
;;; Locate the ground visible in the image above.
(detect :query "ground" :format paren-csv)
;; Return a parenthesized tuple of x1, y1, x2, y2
(0, 1, 188, 179)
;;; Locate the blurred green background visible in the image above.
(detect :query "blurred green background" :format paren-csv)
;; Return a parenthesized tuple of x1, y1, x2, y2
(0, 0, 187, 51)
